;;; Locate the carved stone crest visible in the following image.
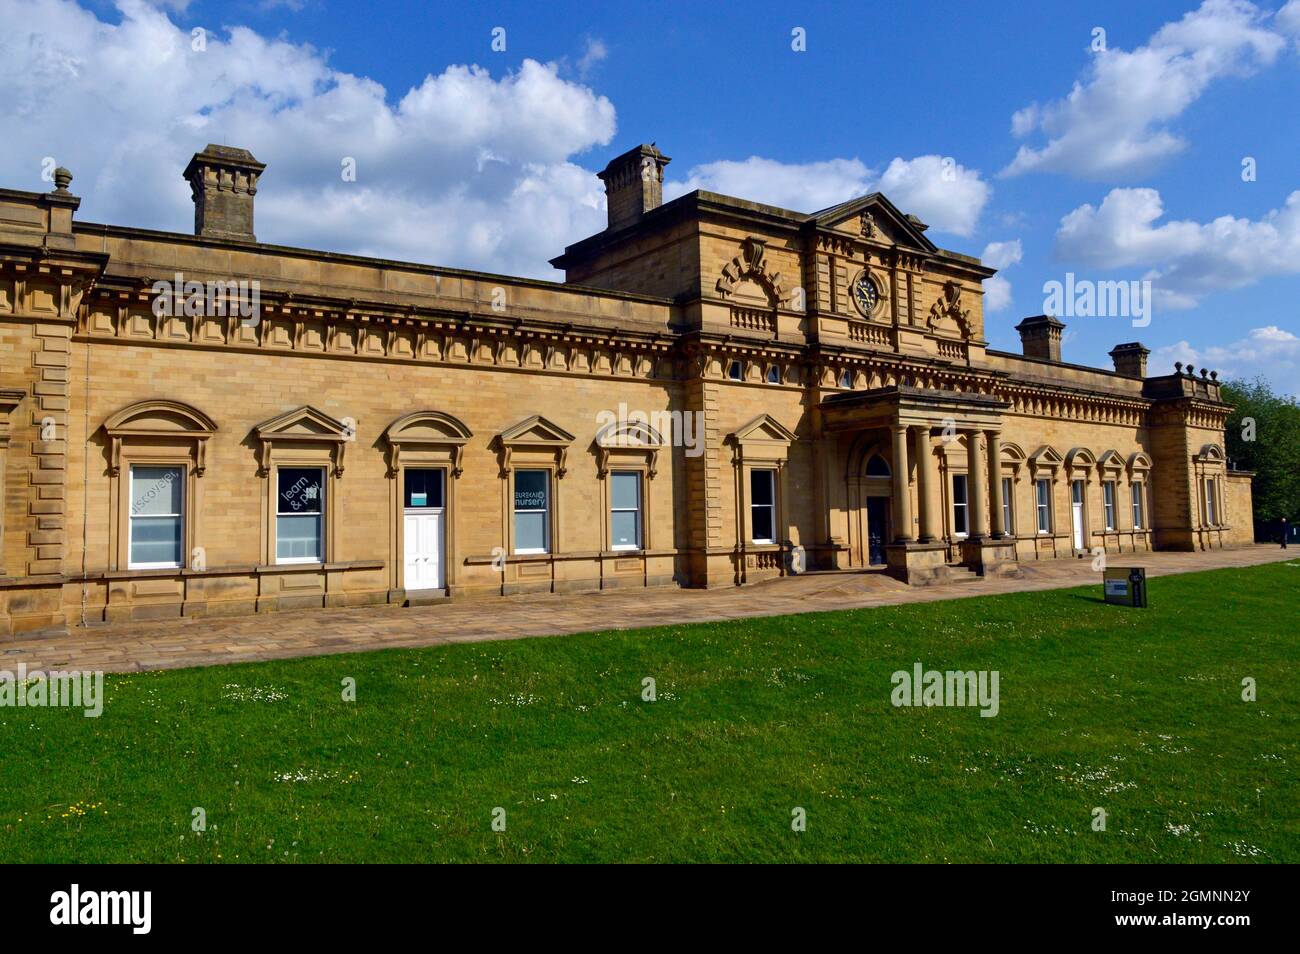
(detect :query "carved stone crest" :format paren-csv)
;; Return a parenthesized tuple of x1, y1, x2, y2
(860, 212, 877, 239)
(928, 281, 971, 336)
(717, 236, 785, 303)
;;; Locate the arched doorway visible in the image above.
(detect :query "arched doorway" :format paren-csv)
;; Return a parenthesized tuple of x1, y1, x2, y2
(846, 435, 893, 567)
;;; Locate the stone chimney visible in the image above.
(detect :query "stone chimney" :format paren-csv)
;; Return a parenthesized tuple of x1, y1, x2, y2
(183, 145, 266, 242)
(597, 143, 670, 232)
(1109, 341, 1150, 378)
(1015, 314, 1066, 362)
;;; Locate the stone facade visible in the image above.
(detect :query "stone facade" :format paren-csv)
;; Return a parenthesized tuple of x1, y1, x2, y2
(0, 144, 1254, 635)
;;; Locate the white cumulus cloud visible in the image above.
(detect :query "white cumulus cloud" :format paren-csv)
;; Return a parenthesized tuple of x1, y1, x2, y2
(667, 154, 991, 237)
(1152, 326, 1300, 393)
(0, 0, 616, 278)
(1003, 0, 1287, 180)
(1054, 187, 1300, 306)
(980, 239, 1022, 311)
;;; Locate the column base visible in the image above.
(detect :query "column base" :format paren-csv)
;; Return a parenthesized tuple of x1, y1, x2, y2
(884, 541, 950, 585)
(960, 537, 1022, 578)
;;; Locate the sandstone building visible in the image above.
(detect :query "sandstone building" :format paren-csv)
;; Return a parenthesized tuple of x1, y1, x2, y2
(0, 144, 1253, 634)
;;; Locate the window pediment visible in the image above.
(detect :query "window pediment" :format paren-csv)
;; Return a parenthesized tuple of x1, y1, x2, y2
(1128, 451, 1153, 474)
(1096, 449, 1124, 473)
(383, 410, 472, 477)
(496, 415, 575, 477)
(1065, 447, 1097, 471)
(595, 419, 665, 479)
(103, 399, 218, 476)
(254, 405, 352, 476)
(729, 413, 796, 464)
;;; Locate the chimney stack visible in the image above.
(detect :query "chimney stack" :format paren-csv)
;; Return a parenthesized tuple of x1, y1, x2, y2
(1109, 342, 1150, 378)
(598, 143, 670, 232)
(1015, 314, 1066, 362)
(183, 145, 266, 242)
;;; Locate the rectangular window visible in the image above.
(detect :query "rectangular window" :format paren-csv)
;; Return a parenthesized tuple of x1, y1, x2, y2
(1001, 477, 1014, 535)
(403, 468, 445, 509)
(749, 469, 776, 544)
(609, 471, 642, 550)
(1132, 481, 1145, 530)
(276, 467, 324, 564)
(1036, 478, 1052, 534)
(952, 474, 969, 537)
(1103, 480, 1116, 531)
(129, 465, 184, 568)
(1205, 478, 1217, 525)
(513, 469, 550, 554)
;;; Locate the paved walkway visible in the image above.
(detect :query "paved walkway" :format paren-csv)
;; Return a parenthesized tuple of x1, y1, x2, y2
(2, 546, 1293, 673)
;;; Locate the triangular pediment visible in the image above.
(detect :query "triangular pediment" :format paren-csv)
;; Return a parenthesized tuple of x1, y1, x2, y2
(731, 413, 797, 445)
(498, 415, 575, 446)
(1030, 445, 1064, 466)
(1097, 449, 1124, 471)
(810, 193, 937, 252)
(255, 405, 350, 440)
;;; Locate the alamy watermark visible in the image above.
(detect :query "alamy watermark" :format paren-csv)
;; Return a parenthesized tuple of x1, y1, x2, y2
(151, 272, 261, 327)
(595, 403, 705, 458)
(1, 664, 103, 717)
(1042, 273, 1151, 328)
(891, 661, 999, 717)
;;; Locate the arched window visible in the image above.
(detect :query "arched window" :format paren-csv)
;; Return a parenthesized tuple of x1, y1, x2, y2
(865, 454, 891, 477)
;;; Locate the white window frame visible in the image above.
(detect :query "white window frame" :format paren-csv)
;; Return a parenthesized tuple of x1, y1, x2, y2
(127, 464, 185, 570)
(749, 468, 777, 545)
(1035, 478, 1052, 534)
(275, 466, 326, 565)
(609, 470, 642, 551)
(1001, 476, 1014, 536)
(1204, 477, 1218, 525)
(1131, 481, 1145, 530)
(513, 468, 551, 555)
(1103, 480, 1116, 531)
(951, 473, 969, 539)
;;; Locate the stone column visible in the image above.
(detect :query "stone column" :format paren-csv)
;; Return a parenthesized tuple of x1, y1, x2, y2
(890, 424, 913, 543)
(987, 430, 1005, 539)
(966, 430, 988, 541)
(914, 425, 939, 543)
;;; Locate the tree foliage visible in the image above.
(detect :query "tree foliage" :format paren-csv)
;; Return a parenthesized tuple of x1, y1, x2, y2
(1221, 378, 1300, 526)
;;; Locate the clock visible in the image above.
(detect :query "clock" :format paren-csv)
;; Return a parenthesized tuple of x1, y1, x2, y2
(853, 274, 879, 317)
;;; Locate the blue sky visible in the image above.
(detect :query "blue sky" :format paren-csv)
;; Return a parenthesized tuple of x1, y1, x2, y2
(5, 0, 1299, 390)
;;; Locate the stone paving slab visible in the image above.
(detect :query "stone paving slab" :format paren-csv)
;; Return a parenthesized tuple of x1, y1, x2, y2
(1, 546, 1293, 674)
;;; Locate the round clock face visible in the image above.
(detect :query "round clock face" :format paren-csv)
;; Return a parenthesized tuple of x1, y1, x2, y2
(853, 275, 879, 316)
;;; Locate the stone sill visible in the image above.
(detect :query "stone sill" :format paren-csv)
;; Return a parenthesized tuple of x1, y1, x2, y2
(464, 549, 674, 566)
(0, 559, 385, 587)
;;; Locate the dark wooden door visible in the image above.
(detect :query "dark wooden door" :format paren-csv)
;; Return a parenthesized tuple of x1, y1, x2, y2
(866, 496, 888, 565)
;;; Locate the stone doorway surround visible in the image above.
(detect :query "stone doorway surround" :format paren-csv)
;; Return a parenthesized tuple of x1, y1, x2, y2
(820, 385, 1018, 584)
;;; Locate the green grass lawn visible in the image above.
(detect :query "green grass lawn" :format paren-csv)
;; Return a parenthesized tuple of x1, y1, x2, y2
(1, 562, 1296, 863)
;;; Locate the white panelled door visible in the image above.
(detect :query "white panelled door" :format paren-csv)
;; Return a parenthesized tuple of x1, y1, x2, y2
(1071, 480, 1085, 550)
(403, 509, 444, 591)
